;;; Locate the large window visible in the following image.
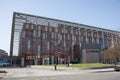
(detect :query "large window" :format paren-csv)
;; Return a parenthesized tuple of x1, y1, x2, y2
(33, 30, 36, 37)
(30, 30, 33, 38)
(42, 32, 45, 39)
(88, 37, 92, 44)
(38, 30, 41, 38)
(22, 31, 25, 37)
(47, 42, 49, 51)
(94, 38, 97, 44)
(51, 32, 54, 39)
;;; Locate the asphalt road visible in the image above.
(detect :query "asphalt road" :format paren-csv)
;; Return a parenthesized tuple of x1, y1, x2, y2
(0, 67, 120, 80)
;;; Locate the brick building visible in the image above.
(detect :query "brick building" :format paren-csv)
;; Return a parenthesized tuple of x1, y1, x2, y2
(10, 12, 120, 66)
(0, 49, 8, 61)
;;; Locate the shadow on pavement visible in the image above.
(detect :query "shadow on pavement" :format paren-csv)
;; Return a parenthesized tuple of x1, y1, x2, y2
(0, 71, 7, 73)
(92, 70, 115, 73)
(89, 66, 113, 69)
(0, 71, 7, 79)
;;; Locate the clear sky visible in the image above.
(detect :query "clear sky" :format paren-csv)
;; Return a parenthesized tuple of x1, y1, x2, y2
(0, 0, 120, 55)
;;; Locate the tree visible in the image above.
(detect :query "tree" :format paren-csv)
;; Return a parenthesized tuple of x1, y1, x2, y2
(101, 46, 120, 64)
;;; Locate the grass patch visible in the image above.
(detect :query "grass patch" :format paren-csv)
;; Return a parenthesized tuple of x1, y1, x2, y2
(57, 63, 111, 68)
(69, 63, 110, 68)
(37, 63, 111, 68)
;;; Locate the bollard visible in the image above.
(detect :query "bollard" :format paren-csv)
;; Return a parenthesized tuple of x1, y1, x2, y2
(55, 63, 57, 70)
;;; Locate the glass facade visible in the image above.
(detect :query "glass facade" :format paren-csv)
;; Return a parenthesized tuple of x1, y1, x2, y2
(11, 12, 120, 65)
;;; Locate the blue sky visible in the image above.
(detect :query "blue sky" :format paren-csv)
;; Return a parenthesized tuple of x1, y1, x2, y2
(0, 0, 120, 55)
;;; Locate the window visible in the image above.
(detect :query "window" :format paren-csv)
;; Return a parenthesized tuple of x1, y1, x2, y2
(71, 29, 73, 34)
(62, 46, 65, 53)
(58, 39, 60, 44)
(65, 29, 67, 33)
(38, 30, 41, 38)
(50, 27, 52, 32)
(47, 42, 49, 51)
(58, 33, 61, 40)
(94, 32, 97, 37)
(56, 32, 58, 40)
(33, 30, 36, 37)
(42, 33, 45, 39)
(22, 31, 25, 37)
(97, 38, 99, 44)
(51, 32, 54, 38)
(28, 40, 30, 49)
(94, 38, 97, 44)
(72, 35, 74, 41)
(45, 27, 48, 31)
(56, 28, 58, 32)
(74, 36, 76, 42)
(87, 32, 91, 37)
(44, 45, 47, 53)
(24, 43, 28, 53)
(54, 45, 56, 53)
(88, 37, 92, 44)
(83, 36, 86, 43)
(68, 34, 70, 40)
(64, 41, 66, 47)
(31, 25, 34, 30)
(26, 24, 29, 29)
(76, 31, 78, 35)
(62, 28, 64, 33)
(83, 32, 86, 36)
(38, 26, 41, 30)
(30, 30, 33, 38)
(72, 41, 75, 46)
(37, 45, 40, 57)
(80, 36, 83, 42)
(60, 34, 62, 41)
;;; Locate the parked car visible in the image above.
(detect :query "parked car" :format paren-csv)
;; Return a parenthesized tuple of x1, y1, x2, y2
(0, 61, 10, 67)
(114, 62, 120, 71)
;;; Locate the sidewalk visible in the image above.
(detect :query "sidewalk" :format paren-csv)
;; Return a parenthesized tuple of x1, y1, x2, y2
(31, 65, 114, 72)
(0, 66, 114, 79)
(0, 71, 7, 79)
(31, 65, 82, 71)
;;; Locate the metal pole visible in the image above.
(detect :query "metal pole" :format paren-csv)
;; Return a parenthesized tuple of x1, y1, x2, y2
(10, 12, 16, 67)
(54, 63, 57, 70)
(54, 54, 57, 70)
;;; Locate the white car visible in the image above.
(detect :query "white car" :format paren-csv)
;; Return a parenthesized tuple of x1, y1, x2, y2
(0, 61, 10, 67)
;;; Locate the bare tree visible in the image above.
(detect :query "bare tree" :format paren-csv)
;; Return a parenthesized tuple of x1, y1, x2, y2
(101, 45, 120, 64)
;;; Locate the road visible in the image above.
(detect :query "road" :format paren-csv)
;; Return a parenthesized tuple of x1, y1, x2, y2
(0, 67, 120, 80)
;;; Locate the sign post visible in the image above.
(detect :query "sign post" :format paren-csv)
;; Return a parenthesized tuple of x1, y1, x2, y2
(54, 50, 61, 70)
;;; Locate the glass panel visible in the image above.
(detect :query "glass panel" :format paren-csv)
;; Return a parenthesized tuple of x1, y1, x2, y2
(33, 30, 36, 37)
(28, 40, 30, 49)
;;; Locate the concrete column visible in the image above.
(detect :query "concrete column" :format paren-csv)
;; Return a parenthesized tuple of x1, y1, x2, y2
(51, 56, 54, 64)
(58, 54, 60, 64)
(97, 31, 99, 44)
(35, 59, 37, 65)
(85, 30, 88, 43)
(60, 58, 62, 64)
(47, 58, 49, 65)
(97, 38, 99, 44)
(92, 38, 94, 44)
(111, 36, 114, 47)
(82, 49, 87, 63)
(72, 47, 74, 61)
(59, 58, 62, 64)
(21, 57, 24, 67)
(42, 57, 44, 65)
(91, 31, 94, 44)
(103, 38, 105, 49)
(71, 34, 74, 61)
(68, 56, 70, 64)
(86, 36, 88, 43)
